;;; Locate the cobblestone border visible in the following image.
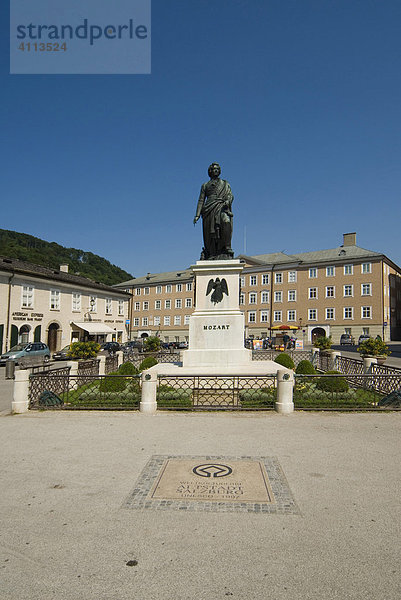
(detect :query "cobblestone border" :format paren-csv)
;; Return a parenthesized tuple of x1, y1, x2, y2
(123, 455, 300, 514)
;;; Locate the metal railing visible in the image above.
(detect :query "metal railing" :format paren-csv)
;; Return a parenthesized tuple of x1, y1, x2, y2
(122, 351, 181, 368)
(105, 355, 119, 374)
(294, 373, 401, 410)
(251, 350, 313, 366)
(157, 374, 277, 410)
(77, 359, 100, 384)
(335, 355, 364, 375)
(29, 366, 71, 407)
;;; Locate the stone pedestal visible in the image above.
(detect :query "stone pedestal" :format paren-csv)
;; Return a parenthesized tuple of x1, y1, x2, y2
(182, 259, 252, 367)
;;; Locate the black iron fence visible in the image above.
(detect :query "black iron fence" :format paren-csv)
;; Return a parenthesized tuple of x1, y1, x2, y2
(335, 355, 364, 375)
(122, 351, 181, 368)
(29, 366, 71, 407)
(105, 355, 119, 374)
(252, 350, 313, 366)
(157, 374, 277, 410)
(77, 359, 100, 384)
(294, 373, 401, 410)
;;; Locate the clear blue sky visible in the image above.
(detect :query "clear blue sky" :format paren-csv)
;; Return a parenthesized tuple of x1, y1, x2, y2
(1, 1, 401, 277)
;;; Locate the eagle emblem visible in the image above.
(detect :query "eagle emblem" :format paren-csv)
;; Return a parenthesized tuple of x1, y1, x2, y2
(206, 278, 229, 304)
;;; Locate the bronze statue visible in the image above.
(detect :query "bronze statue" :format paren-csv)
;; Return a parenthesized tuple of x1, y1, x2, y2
(193, 163, 234, 260)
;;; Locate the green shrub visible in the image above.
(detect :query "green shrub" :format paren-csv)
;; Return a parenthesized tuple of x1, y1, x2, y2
(118, 361, 139, 375)
(316, 370, 349, 392)
(313, 336, 332, 350)
(67, 341, 100, 359)
(357, 338, 390, 357)
(143, 336, 161, 352)
(99, 371, 126, 392)
(295, 360, 316, 375)
(274, 353, 295, 369)
(138, 356, 158, 372)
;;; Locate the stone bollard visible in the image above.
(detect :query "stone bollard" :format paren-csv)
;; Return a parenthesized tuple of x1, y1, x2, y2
(363, 357, 377, 373)
(117, 351, 124, 368)
(275, 369, 294, 414)
(12, 369, 30, 414)
(140, 370, 157, 414)
(330, 350, 341, 370)
(66, 361, 79, 376)
(98, 355, 106, 376)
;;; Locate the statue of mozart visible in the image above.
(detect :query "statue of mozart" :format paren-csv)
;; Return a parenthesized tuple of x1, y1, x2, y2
(193, 162, 234, 260)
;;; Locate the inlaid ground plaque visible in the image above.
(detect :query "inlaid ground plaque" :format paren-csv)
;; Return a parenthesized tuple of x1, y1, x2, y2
(123, 456, 299, 514)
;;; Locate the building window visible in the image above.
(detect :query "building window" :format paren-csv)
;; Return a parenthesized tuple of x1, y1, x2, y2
(361, 263, 372, 274)
(325, 308, 335, 320)
(288, 290, 296, 302)
(362, 327, 370, 335)
(174, 315, 181, 325)
(240, 277, 245, 287)
(248, 311, 256, 323)
(344, 264, 353, 275)
(361, 283, 372, 296)
(344, 285, 353, 297)
(239, 293, 245, 305)
(262, 274, 269, 285)
(164, 316, 170, 326)
(308, 287, 317, 299)
(175, 299, 182, 309)
(155, 300, 161, 309)
(166, 284, 172, 293)
(50, 290, 60, 310)
(287, 310, 296, 322)
(326, 286, 335, 298)
(156, 286, 162, 294)
(261, 291, 269, 303)
(275, 273, 283, 284)
(143, 301, 149, 310)
(133, 318, 139, 327)
(288, 271, 296, 283)
(105, 298, 112, 314)
(22, 285, 34, 308)
(165, 300, 171, 309)
(326, 266, 335, 277)
(118, 300, 124, 315)
(185, 298, 192, 308)
(144, 287, 150, 295)
(142, 317, 148, 326)
(134, 302, 140, 311)
(344, 307, 353, 319)
(154, 316, 161, 326)
(250, 275, 257, 286)
(273, 310, 282, 322)
(309, 268, 317, 279)
(274, 291, 282, 303)
(361, 306, 372, 319)
(249, 292, 257, 304)
(72, 293, 81, 311)
(89, 296, 97, 312)
(176, 284, 182, 292)
(186, 282, 193, 292)
(308, 308, 317, 320)
(260, 310, 269, 322)
(184, 315, 190, 325)
(135, 288, 141, 296)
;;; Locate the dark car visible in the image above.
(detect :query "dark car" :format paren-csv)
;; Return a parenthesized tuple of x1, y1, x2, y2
(340, 334, 355, 346)
(122, 340, 143, 352)
(101, 342, 120, 354)
(53, 344, 71, 361)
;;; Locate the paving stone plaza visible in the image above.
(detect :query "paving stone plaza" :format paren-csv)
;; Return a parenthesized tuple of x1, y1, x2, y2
(1, 410, 400, 600)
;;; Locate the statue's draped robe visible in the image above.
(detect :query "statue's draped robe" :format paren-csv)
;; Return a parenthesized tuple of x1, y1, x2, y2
(196, 178, 233, 259)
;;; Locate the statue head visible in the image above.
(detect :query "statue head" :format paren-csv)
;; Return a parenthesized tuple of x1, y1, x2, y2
(208, 162, 221, 178)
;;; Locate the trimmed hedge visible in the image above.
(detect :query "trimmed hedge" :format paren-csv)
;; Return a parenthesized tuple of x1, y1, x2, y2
(118, 361, 139, 376)
(315, 370, 349, 393)
(295, 360, 316, 375)
(274, 353, 295, 369)
(99, 371, 126, 392)
(139, 356, 158, 372)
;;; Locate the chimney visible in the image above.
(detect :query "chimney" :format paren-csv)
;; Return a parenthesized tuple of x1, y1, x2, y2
(60, 264, 69, 273)
(343, 232, 356, 247)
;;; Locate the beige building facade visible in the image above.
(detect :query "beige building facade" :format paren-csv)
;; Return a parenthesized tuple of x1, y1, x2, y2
(0, 257, 130, 353)
(116, 233, 401, 344)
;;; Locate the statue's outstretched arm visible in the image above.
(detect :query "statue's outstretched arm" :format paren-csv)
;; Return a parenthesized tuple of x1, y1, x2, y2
(194, 184, 206, 224)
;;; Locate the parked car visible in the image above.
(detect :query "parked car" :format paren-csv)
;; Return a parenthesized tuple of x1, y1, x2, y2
(0, 342, 50, 366)
(358, 334, 372, 345)
(177, 341, 188, 349)
(340, 334, 355, 346)
(53, 344, 71, 361)
(101, 342, 120, 354)
(122, 340, 143, 352)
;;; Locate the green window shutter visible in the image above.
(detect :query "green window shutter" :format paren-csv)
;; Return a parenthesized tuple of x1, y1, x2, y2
(10, 325, 18, 348)
(34, 325, 41, 342)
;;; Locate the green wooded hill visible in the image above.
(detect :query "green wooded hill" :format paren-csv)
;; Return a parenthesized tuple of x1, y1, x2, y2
(0, 229, 133, 286)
